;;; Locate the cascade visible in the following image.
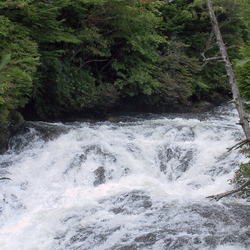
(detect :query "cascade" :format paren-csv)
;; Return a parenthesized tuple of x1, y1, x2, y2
(0, 104, 249, 249)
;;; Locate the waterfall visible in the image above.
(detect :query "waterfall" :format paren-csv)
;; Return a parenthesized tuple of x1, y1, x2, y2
(0, 104, 249, 249)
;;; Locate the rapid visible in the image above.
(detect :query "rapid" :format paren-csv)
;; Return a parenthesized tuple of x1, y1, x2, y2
(0, 104, 249, 249)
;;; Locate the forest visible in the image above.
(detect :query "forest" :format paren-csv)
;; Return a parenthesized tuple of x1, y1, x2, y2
(0, 0, 249, 192)
(0, 0, 249, 121)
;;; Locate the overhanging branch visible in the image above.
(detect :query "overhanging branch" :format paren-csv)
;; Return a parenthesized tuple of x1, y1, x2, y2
(206, 179, 250, 201)
(227, 139, 250, 152)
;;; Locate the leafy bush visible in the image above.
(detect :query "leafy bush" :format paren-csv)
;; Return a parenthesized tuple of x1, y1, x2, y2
(0, 13, 39, 126)
(231, 161, 250, 198)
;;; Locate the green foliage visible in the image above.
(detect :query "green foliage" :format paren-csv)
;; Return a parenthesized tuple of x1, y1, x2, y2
(159, 0, 245, 103)
(19, 0, 168, 118)
(0, 13, 39, 126)
(237, 0, 250, 28)
(33, 57, 115, 118)
(0, 0, 248, 123)
(0, 54, 39, 125)
(234, 0, 250, 107)
(231, 161, 250, 198)
(150, 38, 200, 108)
(235, 59, 250, 102)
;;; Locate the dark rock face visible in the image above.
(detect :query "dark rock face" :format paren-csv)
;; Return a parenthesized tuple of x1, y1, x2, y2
(0, 126, 9, 154)
(0, 112, 25, 154)
(94, 166, 106, 186)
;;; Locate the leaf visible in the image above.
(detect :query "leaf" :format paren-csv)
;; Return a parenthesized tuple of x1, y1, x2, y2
(236, 58, 250, 67)
(0, 54, 11, 71)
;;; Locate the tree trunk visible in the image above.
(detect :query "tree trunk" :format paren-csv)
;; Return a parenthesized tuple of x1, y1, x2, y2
(206, 0, 250, 141)
(205, 0, 250, 201)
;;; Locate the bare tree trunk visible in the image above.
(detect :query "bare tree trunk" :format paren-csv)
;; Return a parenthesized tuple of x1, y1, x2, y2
(205, 0, 250, 201)
(206, 0, 250, 141)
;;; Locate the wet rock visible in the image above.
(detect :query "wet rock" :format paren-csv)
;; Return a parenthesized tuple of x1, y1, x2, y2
(101, 191, 153, 215)
(111, 244, 137, 250)
(158, 146, 195, 180)
(134, 232, 156, 246)
(163, 236, 191, 249)
(204, 235, 219, 248)
(110, 207, 125, 214)
(238, 230, 250, 247)
(94, 166, 106, 186)
(64, 154, 86, 174)
(0, 125, 9, 154)
(220, 234, 238, 245)
(107, 117, 128, 123)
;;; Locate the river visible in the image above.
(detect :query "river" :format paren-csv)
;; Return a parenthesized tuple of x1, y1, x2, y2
(0, 104, 249, 249)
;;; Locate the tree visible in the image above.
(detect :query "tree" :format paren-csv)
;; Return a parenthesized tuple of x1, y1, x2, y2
(205, 0, 250, 201)
(0, 12, 39, 123)
(23, 0, 167, 118)
(158, 0, 245, 104)
(0, 12, 39, 153)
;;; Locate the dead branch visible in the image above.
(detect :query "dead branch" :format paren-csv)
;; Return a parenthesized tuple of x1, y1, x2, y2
(201, 52, 223, 62)
(0, 177, 11, 181)
(203, 30, 215, 54)
(227, 98, 236, 104)
(201, 45, 237, 69)
(206, 179, 250, 201)
(219, 17, 232, 29)
(199, 18, 235, 61)
(227, 139, 250, 152)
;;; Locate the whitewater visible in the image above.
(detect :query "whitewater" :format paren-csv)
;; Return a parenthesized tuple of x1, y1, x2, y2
(0, 104, 249, 249)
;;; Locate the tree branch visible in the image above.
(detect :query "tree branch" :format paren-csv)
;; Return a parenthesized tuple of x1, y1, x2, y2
(219, 17, 232, 29)
(227, 139, 250, 152)
(78, 59, 108, 71)
(206, 179, 250, 201)
(201, 51, 221, 68)
(201, 52, 223, 62)
(201, 45, 237, 69)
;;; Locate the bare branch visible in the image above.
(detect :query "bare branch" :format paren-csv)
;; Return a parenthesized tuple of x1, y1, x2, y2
(227, 139, 250, 152)
(201, 45, 237, 68)
(199, 30, 216, 60)
(201, 51, 221, 68)
(78, 59, 108, 71)
(201, 53, 223, 62)
(219, 17, 232, 28)
(206, 179, 250, 201)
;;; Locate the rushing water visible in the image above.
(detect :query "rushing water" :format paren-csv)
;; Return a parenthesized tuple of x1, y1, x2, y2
(0, 104, 249, 250)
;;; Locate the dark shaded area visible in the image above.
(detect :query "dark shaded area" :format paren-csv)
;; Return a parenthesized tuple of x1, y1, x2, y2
(7, 121, 69, 154)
